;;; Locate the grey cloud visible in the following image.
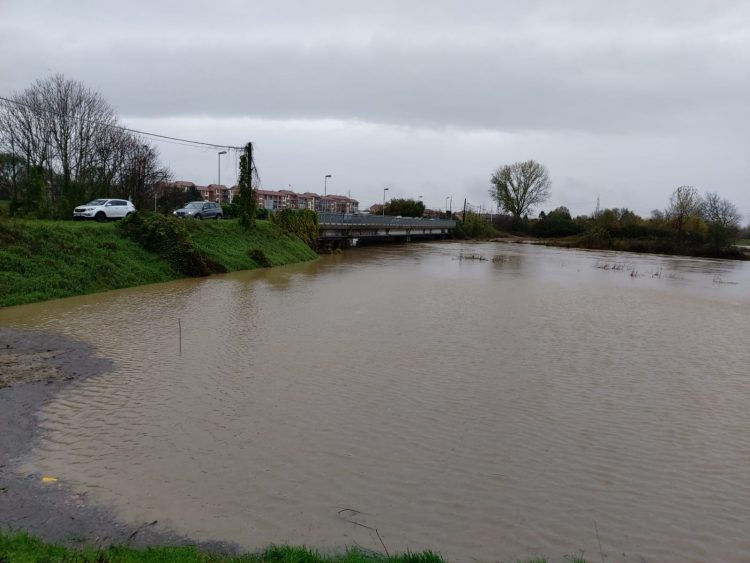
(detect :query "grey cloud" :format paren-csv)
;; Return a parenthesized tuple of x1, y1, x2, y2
(1, 0, 748, 216)
(2, 0, 749, 136)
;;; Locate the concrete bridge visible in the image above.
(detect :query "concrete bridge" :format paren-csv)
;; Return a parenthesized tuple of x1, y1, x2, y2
(318, 212, 456, 247)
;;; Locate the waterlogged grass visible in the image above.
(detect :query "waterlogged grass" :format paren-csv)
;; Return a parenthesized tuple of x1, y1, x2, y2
(0, 531, 588, 563)
(0, 217, 318, 308)
(185, 219, 318, 271)
(0, 219, 179, 307)
(0, 532, 447, 563)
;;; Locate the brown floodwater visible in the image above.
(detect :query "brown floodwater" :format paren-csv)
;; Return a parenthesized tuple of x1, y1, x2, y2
(2, 242, 749, 562)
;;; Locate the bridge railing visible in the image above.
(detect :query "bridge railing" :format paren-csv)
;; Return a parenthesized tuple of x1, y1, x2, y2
(317, 212, 456, 228)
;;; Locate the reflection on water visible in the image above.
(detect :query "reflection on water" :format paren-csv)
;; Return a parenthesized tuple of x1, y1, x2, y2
(2, 242, 749, 563)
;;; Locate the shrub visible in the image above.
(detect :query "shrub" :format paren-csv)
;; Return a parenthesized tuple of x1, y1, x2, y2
(457, 213, 497, 239)
(270, 209, 318, 249)
(249, 247, 272, 267)
(118, 212, 226, 276)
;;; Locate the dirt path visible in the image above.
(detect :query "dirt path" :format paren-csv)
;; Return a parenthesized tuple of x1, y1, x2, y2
(0, 327, 235, 552)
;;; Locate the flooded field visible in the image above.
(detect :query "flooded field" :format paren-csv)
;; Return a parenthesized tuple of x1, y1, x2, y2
(2, 242, 748, 562)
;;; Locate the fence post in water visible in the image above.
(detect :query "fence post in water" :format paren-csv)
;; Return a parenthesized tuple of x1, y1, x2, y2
(178, 318, 182, 355)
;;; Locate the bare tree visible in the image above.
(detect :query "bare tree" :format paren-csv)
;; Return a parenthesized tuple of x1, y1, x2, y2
(0, 74, 168, 217)
(489, 160, 551, 219)
(703, 192, 742, 245)
(666, 185, 704, 240)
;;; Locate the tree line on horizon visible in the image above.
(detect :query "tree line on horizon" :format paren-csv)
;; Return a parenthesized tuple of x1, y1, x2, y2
(486, 160, 746, 248)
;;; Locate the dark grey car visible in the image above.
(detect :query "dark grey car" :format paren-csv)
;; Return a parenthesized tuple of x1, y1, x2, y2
(173, 201, 223, 220)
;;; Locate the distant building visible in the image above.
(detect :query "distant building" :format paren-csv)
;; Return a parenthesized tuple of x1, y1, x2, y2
(255, 189, 358, 213)
(155, 182, 355, 210)
(157, 181, 237, 203)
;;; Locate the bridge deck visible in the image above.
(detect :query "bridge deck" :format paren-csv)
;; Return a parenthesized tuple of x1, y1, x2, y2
(318, 212, 456, 229)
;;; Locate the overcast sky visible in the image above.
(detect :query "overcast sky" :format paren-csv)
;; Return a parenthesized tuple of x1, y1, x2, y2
(2, 0, 749, 215)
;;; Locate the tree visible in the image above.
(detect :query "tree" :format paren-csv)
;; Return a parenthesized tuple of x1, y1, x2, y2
(703, 192, 742, 246)
(666, 186, 704, 241)
(236, 153, 256, 229)
(383, 198, 425, 217)
(489, 160, 551, 220)
(0, 74, 168, 218)
(532, 206, 584, 237)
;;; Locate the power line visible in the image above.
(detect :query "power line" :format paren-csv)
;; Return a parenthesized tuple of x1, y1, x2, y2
(0, 94, 244, 151)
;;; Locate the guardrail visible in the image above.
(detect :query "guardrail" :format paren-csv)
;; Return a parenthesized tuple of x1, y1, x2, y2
(317, 212, 456, 228)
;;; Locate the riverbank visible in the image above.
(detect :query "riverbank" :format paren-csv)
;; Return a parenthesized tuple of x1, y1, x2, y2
(537, 234, 749, 260)
(0, 218, 318, 307)
(0, 328, 237, 554)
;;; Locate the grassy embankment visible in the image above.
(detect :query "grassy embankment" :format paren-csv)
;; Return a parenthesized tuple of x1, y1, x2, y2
(0, 218, 318, 308)
(540, 233, 749, 260)
(0, 531, 586, 563)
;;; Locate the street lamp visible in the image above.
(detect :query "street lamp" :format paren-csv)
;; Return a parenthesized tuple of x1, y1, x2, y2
(383, 187, 389, 216)
(218, 150, 227, 203)
(324, 174, 332, 212)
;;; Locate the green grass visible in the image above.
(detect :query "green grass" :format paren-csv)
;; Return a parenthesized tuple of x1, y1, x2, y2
(0, 531, 445, 563)
(0, 531, 588, 563)
(0, 219, 180, 307)
(735, 238, 750, 246)
(185, 219, 318, 271)
(0, 217, 318, 308)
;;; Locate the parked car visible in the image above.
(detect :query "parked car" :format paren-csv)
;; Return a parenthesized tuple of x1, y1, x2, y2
(73, 199, 136, 221)
(173, 201, 223, 220)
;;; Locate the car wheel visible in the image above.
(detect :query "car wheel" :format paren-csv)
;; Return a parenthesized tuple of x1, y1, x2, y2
(126, 212, 133, 217)
(195, 214, 202, 220)
(95, 211, 107, 222)
(215, 213, 222, 220)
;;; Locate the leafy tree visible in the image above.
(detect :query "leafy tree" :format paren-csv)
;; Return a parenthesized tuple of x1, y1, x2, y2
(383, 198, 425, 217)
(531, 206, 584, 237)
(489, 160, 551, 220)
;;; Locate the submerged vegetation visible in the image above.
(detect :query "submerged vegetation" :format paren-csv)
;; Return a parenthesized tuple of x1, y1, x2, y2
(0, 216, 317, 307)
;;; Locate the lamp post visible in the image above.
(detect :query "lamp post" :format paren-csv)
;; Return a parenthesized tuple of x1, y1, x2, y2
(218, 150, 227, 203)
(324, 174, 332, 212)
(383, 187, 389, 216)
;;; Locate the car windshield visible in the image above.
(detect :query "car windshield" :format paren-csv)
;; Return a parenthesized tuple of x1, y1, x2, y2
(185, 202, 204, 209)
(86, 199, 108, 206)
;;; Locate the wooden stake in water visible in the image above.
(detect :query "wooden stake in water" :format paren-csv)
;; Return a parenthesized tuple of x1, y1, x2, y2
(178, 318, 182, 355)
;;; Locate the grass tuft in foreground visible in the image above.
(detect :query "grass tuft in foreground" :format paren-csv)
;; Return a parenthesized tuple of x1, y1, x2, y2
(0, 532, 444, 563)
(0, 531, 591, 563)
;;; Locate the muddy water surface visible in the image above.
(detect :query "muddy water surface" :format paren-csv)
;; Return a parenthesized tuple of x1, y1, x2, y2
(2, 242, 749, 562)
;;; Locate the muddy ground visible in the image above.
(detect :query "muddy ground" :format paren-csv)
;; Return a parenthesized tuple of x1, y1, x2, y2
(0, 327, 235, 552)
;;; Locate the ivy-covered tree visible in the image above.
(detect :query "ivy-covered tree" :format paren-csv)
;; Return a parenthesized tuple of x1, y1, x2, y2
(236, 153, 256, 229)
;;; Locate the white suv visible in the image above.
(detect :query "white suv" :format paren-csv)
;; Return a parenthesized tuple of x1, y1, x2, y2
(73, 199, 136, 222)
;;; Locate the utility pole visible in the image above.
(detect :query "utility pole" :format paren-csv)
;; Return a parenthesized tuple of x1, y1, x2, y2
(463, 198, 467, 223)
